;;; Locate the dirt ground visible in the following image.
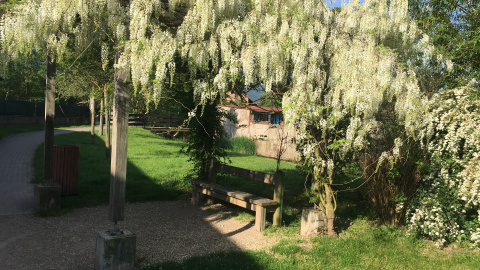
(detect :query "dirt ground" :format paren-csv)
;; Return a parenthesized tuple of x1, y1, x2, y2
(0, 199, 279, 269)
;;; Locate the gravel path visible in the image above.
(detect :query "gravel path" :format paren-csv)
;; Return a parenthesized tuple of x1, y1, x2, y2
(0, 127, 90, 215)
(0, 129, 278, 269)
(0, 200, 278, 269)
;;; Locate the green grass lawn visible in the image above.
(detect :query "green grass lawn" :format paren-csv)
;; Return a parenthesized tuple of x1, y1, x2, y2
(0, 126, 44, 140)
(31, 126, 480, 269)
(33, 127, 192, 209)
(146, 221, 480, 270)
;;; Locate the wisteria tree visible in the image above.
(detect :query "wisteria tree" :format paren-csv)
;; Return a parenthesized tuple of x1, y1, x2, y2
(121, 0, 434, 235)
(1, 0, 452, 236)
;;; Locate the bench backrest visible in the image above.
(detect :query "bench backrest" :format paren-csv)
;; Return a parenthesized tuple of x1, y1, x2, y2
(209, 159, 282, 185)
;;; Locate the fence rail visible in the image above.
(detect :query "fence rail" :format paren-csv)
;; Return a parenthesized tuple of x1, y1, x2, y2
(128, 114, 189, 133)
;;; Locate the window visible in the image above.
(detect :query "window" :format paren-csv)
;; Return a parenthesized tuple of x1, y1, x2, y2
(253, 112, 283, 125)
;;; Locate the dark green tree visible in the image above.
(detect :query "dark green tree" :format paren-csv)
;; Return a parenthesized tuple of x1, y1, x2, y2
(409, 0, 480, 88)
(0, 50, 45, 100)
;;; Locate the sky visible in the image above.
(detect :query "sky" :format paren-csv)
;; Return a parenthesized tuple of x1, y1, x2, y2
(328, 0, 353, 9)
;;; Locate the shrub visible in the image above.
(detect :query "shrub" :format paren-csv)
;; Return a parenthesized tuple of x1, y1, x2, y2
(407, 85, 480, 248)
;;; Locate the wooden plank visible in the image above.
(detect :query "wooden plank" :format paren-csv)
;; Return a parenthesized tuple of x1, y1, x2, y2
(198, 188, 257, 211)
(214, 162, 276, 185)
(194, 182, 278, 207)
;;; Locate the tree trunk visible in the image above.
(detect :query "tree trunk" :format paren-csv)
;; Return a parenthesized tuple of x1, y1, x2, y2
(99, 97, 104, 136)
(109, 53, 129, 223)
(105, 88, 111, 160)
(324, 183, 337, 237)
(43, 54, 56, 182)
(90, 96, 95, 145)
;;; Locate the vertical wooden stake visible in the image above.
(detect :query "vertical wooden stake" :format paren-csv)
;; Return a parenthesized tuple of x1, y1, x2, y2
(104, 87, 111, 160)
(44, 54, 56, 182)
(109, 54, 129, 223)
(273, 170, 284, 227)
(90, 96, 95, 145)
(99, 97, 104, 136)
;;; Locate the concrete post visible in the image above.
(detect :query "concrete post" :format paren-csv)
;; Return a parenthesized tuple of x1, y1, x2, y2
(95, 230, 136, 270)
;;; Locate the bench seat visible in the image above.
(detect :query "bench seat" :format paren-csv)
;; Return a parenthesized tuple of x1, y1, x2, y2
(192, 181, 278, 231)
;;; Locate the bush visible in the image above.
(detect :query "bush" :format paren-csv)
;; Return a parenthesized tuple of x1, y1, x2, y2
(228, 136, 256, 155)
(407, 86, 480, 248)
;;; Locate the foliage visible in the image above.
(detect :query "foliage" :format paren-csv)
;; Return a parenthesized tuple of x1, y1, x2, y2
(362, 111, 423, 226)
(56, 40, 114, 103)
(256, 91, 282, 109)
(0, 50, 45, 100)
(227, 136, 257, 155)
(408, 85, 480, 248)
(408, 0, 480, 88)
(184, 99, 232, 181)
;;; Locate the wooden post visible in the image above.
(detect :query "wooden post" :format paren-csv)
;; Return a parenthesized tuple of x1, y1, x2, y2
(109, 53, 129, 223)
(44, 54, 56, 182)
(208, 158, 217, 184)
(90, 96, 95, 145)
(255, 206, 267, 231)
(273, 170, 284, 227)
(104, 88, 111, 160)
(191, 184, 200, 205)
(99, 97, 104, 136)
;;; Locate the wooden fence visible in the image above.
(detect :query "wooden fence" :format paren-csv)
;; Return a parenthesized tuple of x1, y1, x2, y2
(128, 114, 189, 133)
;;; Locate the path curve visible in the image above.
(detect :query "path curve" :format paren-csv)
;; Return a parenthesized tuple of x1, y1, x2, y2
(0, 127, 91, 215)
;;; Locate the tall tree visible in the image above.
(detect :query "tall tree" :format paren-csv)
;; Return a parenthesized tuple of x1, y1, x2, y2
(409, 0, 479, 88)
(122, 0, 437, 235)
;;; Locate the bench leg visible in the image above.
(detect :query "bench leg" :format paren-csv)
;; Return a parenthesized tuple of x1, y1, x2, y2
(191, 185, 201, 205)
(255, 206, 267, 232)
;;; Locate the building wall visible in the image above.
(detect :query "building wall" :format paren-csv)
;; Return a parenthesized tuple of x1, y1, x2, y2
(222, 106, 301, 161)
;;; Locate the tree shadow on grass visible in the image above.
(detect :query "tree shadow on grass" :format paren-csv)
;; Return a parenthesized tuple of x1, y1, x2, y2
(143, 250, 266, 270)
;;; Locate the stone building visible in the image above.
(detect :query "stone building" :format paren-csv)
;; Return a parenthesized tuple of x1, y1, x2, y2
(220, 104, 300, 161)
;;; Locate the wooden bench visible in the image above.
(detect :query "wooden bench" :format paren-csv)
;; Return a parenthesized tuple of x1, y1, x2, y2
(192, 159, 285, 231)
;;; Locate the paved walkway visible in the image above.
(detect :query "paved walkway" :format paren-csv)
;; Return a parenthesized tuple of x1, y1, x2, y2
(0, 127, 91, 215)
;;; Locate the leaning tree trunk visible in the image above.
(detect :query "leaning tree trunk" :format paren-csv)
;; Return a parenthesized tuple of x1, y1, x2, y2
(43, 54, 56, 182)
(109, 52, 129, 223)
(324, 183, 336, 237)
(314, 175, 337, 237)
